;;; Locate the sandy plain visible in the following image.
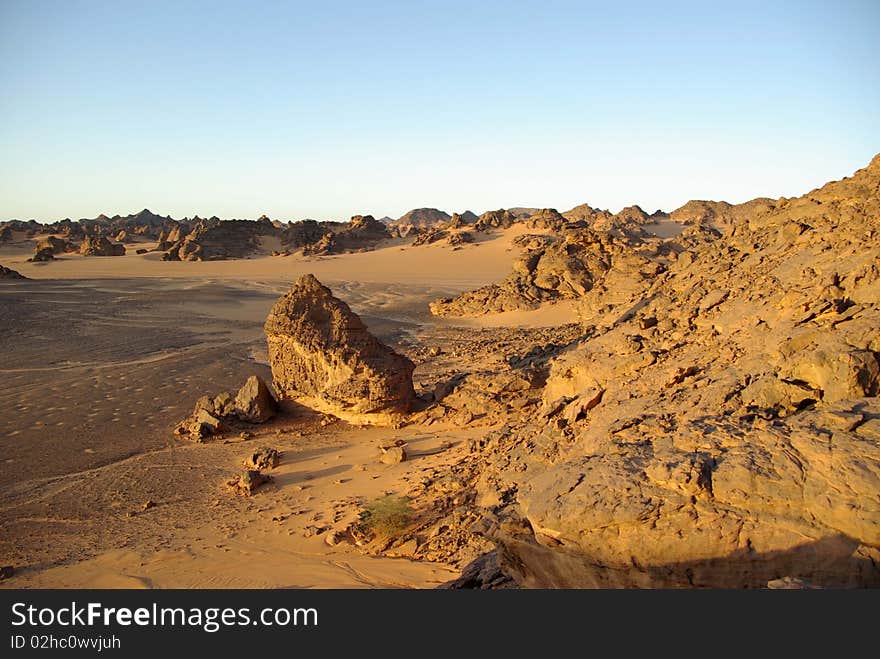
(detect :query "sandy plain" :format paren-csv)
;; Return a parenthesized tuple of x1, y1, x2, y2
(0, 226, 574, 588)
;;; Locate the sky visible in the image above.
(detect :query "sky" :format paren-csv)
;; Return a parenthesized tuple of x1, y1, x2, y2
(1, 0, 878, 222)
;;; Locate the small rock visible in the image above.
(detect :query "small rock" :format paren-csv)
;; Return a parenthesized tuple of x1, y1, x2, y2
(226, 470, 270, 496)
(234, 375, 277, 423)
(380, 446, 407, 464)
(142, 500, 156, 511)
(245, 446, 280, 470)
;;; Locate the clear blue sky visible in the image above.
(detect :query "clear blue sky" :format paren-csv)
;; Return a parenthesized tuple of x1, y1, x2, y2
(1, 0, 878, 222)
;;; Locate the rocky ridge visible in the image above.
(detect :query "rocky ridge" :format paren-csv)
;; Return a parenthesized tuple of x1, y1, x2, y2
(431, 153, 880, 587)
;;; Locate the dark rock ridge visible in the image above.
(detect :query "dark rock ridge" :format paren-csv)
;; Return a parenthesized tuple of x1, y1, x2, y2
(163, 217, 274, 261)
(0, 265, 27, 279)
(301, 215, 392, 255)
(265, 274, 415, 423)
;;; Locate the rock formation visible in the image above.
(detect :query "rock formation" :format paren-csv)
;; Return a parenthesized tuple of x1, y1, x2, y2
(391, 208, 452, 236)
(669, 198, 775, 230)
(474, 209, 518, 231)
(430, 227, 660, 316)
(0, 265, 27, 279)
(244, 447, 280, 471)
(163, 218, 272, 261)
(174, 375, 276, 440)
(226, 470, 270, 496)
(264, 274, 415, 424)
(301, 215, 391, 255)
(27, 233, 78, 261)
(453, 153, 880, 588)
(233, 375, 277, 423)
(79, 234, 125, 256)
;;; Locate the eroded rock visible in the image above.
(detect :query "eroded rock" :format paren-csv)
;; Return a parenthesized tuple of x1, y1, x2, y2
(265, 274, 415, 424)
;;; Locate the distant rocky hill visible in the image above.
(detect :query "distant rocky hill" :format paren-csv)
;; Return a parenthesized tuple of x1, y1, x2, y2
(390, 208, 453, 236)
(668, 198, 776, 229)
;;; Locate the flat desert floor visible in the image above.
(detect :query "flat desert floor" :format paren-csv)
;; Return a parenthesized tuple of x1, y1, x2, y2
(0, 227, 571, 588)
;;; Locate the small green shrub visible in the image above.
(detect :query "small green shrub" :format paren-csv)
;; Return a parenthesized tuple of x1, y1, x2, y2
(359, 495, 415, 540)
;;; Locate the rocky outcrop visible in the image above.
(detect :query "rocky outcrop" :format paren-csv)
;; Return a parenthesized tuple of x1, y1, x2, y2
(411, 226, 474, 248)
(449, 211, 478, 228)
(561, 203, 614, 226)
(301, 215, 391, 255)
(459, 153, 880, 588)
(474, 209, 518, 231)
(0, 265, 27, 279)
(79, 235, 125, 256)
(265, 274, 415, 424)
(430, 228, 660, 316)
(670, 198, 775, 231)
(156, 223, 188, 250)
(28, 248, 54, 262)
(391, 208, 451, 236)
(525, 208, 567, 231)
(35, 235, 75, 256)
(244, 447, 280, 471)
(280, 219, 332, 250)
(163, 218, 273, 261)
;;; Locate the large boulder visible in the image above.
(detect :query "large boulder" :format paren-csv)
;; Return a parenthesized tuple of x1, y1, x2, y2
(264, 274, 415, 423)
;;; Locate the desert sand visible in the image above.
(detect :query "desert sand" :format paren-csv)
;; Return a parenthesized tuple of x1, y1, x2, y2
(0, 226, 561, 588)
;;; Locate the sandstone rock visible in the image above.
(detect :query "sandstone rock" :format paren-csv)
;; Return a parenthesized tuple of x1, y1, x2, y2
(233, 375, 276, 423)
(28, 247, 55, 262)
(244, 447, 280, 470)
(380, 446, 407, 465)
(464, 154, 880, 589)
(213, 391, 236, 417)
(779, 345, 879, 403)
(80, 235, 125, 256)
(766, 577, 821, 589)
(35, 235, 75, 255)
(391, 208, 451, 235)
(430, 228, 655, 317)
(301, 215, 391, 255)
(265, 274, 415, 423)
(226, 470, 270, 496)
(439, 550, 516, 589)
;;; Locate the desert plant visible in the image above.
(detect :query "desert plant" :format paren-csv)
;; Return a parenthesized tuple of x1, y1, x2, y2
(358, 495, 415, 540)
